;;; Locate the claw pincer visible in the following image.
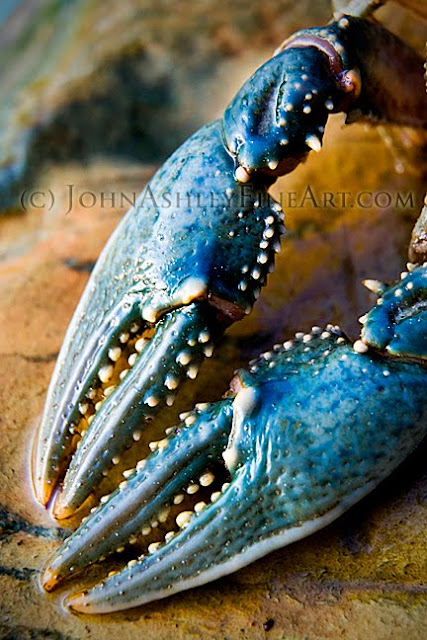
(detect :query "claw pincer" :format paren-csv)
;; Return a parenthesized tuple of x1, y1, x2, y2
(33, 12, 427, 613)
(33, 15, 425, 517)
(42, 267, 427, 613)
(33, 18, 366, 517)
(33, 119, 284, 517)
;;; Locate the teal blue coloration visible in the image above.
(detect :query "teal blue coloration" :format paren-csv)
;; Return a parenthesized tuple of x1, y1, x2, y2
(223, 14, 427, 178)
(56, 304, 222, 514)
(34, 14, 426, 518)
(35, 11, 427, 613)
(362, 265, 427, 359)
(223, 47, 337, 173)
(33, 119, 284, 514)
(42, 400, 232, 584)
(41, 271, 427, 612)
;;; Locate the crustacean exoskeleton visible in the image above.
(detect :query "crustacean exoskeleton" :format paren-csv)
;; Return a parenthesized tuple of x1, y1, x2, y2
(33, 4, 427, 614)
(42, 234, 427, 613)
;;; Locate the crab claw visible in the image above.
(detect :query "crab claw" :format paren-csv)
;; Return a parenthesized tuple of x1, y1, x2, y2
(43, 312, 426, 612)
(33, 119, 284, 516)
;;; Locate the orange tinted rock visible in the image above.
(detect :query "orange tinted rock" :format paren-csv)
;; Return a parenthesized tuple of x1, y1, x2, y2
(0, 2, 426, 638)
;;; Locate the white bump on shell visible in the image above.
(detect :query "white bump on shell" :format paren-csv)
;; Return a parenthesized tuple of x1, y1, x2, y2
(235, 166, 250, 183)
(353, 340, 369, 354)
(194, 501, 206, 514)
(187, 365, 199, 379)
(144, 395, 159, 407)
(177, 352, 191, 366)
(176, 511, 193, 528)
(128, 353, 138, 367)
(98, 365, 113, 383)
(108, 347, 121, 362)
(200, 472, 215, 487)
(186, 484, 199, 495)
(165, 375, 179, 390)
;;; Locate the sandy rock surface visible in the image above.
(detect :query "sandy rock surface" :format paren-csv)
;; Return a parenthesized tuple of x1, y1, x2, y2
(0, 1, 426, 639)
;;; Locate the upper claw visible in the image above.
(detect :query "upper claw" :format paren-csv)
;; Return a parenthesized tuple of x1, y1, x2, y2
(50, 303, 219, 519)
(33, 119, 284, 514)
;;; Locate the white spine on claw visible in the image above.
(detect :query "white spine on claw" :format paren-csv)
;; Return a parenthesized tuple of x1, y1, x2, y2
(223, 386, 259, 473)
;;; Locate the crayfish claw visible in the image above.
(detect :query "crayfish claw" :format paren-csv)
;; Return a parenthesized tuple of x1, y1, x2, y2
(51, 302, 220, 519)
(47, 313, 426, 613)
(41, 399, 233, 590)
(33, 118, 284, 516)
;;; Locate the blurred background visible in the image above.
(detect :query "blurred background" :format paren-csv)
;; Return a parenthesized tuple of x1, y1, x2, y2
(0, 1, 20, 23)
(0, 2, 426, 639)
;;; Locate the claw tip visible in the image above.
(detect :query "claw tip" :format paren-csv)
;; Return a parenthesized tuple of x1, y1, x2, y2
(51, 493, 75, 521)
(41, 567, 61, 592)
(64, 591, 89, 613)
(33, 478, 55, 508)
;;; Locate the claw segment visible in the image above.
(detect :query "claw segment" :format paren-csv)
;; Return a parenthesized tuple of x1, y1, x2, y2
(52, 302, 219, 519)
(362, 265, 427, 360)
(42, 399, 233, 590)
(63, 480, 375, 614)
(33, 296, 146, 506)
(56, 331, 426, 613)
(33, 118, 284, 514)
(43, 296, 427, 612)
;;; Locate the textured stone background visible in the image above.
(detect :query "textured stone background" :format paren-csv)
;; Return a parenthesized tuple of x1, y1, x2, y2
(0, 1, 426, 638)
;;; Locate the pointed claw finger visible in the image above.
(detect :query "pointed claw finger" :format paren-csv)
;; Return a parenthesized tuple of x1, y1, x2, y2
(41, 567, 60, 593)
(32, 297, 145, 506)
(42, 399, 233, 588)
(50, 302, 220, 519)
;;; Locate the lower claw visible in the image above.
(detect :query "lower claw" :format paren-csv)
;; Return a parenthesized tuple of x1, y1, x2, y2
(42, 399, 232, 590)
(43, 270, 427, 612)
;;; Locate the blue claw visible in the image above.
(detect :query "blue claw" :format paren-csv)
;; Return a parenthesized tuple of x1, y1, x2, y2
(362, 265, 427, 359)
(41, 270, 427, 613)
(33, 14, 426, 518)
(34, 10, 427, 613)
(33, 120, 284, 517)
